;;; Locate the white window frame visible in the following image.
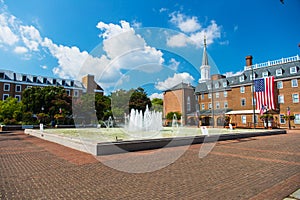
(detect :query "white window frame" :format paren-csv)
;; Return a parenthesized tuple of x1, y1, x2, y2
(241, 115, 247, 124)
(15, 85, 22, 92)
(241, 98, 246, 106)
(208, 103, 212, 109)
(262, 71, 269, 77)
(276, 69, 282, 76)
(3, 83, 10, 91)
(215, 83, 219, 89)
(2, 94, 9, 100)
(278, 95, 284, 104)
(292, 93, 299, 103)
(290, 66, 297, 74)
(66, 89, 71, 96)
(201, 94, 204, 100)
(240, 86, 245, 93)
(207, 84, 211, 90)
(201, 103, 205, 110)
(224, 102, 228, 108)
(215, 92, 219, 98)
(224, 91, 228, 98)
(291, 79, 298, 87)
(208, 93, 212, 99)
(74, 90, 79, 97)
(187, 96, 191, 112)
(277, 81, 283, 89)
(223, 82, 227, 87)
(279, 114, 286, 124)
(216, 102, 220, 109)
(15, 95, 21, 102)
(239, 76, 245, 82)
(294, 114, 300, 124)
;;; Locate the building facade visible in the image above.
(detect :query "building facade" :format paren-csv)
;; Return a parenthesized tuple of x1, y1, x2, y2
(163, 82, 197, 126)
(0, 69, 103, 102)
(195, 55, 300, 129)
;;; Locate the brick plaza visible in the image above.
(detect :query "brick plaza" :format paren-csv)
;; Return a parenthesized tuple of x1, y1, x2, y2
(0, 130, 299, 199)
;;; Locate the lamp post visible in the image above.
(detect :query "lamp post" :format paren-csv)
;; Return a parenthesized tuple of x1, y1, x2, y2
(287, 106, 291, 130)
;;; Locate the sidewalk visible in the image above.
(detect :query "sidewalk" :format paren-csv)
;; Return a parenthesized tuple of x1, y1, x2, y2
(0, 130, 299, 199)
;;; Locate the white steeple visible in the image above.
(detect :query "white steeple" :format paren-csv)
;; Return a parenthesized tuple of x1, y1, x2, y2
(199, 36, 210, 83)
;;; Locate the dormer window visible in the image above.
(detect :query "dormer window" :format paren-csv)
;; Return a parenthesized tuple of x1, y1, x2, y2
(207, 84, 211, 90)
(276, 69, 283, 76)
(223, 81, 227, 87)
(262, 71, 269, 77)
(239, 75, 245, 82)
(290, 66, 297, 74)
(215, 82, 219, 89)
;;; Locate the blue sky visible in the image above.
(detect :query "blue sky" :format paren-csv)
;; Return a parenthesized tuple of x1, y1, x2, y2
(0, 0, 299, 98)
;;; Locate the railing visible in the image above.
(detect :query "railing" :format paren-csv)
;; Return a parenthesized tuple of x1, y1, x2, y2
(244, 55, 300, 71)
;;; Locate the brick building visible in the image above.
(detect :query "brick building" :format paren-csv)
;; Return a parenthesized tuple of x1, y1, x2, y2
(163, 82, 197, 126)
(164, 38, 300, 128)
(0, 69, 103, 101)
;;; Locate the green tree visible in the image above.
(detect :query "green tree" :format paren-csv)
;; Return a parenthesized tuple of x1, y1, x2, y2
(166, 111, 181, 120)
(111, 89, 134, 118)
(129, 87, 151, 113)
(0, 97, 23, 125)
(95, 94, 112, 120)
(151, 98, 163, 112)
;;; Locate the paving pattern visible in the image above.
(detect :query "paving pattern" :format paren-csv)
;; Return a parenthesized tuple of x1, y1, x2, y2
(0, 130, 299, 199)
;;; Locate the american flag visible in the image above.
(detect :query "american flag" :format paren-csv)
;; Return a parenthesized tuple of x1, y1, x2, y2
(254, 76, 275, 112)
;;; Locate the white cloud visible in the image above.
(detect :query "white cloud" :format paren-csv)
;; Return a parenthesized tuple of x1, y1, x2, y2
(40, 65, 48, 69)
(167, 12, 222, 48)
(223, 71, 243, 77)
(170, 12, 201, 33)
(20, 25, 42, 51)
(150, 93, 163, 100)
(168, 58, 180, 71)
(234, 25, 238, 32)
(155, 72, 194, 90)
(14, 46, 28, 54)
(159, 8, 167, 13)
(0, 13, 19, 45)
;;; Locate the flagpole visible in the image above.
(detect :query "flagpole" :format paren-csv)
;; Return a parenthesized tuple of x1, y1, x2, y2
(252, 65, 256, 129)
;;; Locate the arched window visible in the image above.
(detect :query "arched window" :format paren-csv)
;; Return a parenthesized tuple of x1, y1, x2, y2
(187, 96, 191, 112)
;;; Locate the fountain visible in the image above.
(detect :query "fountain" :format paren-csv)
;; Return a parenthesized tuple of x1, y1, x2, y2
(171, 113, 179, 128)
(125, 105, 162, 132)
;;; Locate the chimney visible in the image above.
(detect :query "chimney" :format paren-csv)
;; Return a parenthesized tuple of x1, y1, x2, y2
(245, 55, 253, 66)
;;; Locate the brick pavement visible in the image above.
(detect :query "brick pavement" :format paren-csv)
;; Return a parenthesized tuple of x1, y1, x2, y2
(0, 130, 299, 199)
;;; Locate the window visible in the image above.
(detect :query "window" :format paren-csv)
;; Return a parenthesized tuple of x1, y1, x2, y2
(292, 93, 299, 103)
(66, 90, 70, 96)
(291, 79, 298, 87)
(294, 114, 300, 124)
(223, 81, 227, 87)
(208, 93, 212, 99)
(276, 69, 283, 76)
(215, 83, 219, 89)
(15, 95, 21, 102)
(241, 115, 247, 124)
(2, 94, 9, 100)
(201, 103, 205, 110)
(239, 75, 244, 82)
(15, 85, 22, 92)
(240, 86, 245, 93)
(216, 102, 220, 109)
(74, 90, 79, 97)
(262, 71, 269, 77)
(277, 81, 283, 89)
(279, 114, 286, 124)
(223, 91, 228, 98)
(201, 94, 204, 100)
(241, 98, 246, 106)
(278, 95, 284, 104)
(187, 96, 191, 112)
(290, 66, 297, 74)
(3, 83, 10, 91)
(224, 102, 228, 108)
(215, 92, 219, 98)
(207, 84, 211, 90)
(26, 86, 32, 89)
(208, 103, 212, 109)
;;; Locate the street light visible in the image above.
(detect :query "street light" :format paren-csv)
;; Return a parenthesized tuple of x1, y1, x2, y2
(287, 106, 291, 130)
